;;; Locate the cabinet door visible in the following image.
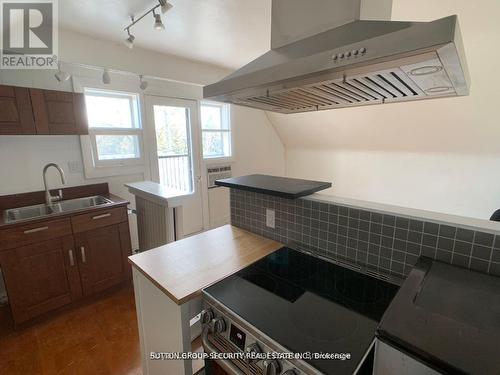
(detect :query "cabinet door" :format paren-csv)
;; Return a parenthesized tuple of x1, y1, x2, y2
(30, 88, 89, 135)
(0, 236, 82, 324)
(0, 85, 35, 135)
(75, 223, 132, 296)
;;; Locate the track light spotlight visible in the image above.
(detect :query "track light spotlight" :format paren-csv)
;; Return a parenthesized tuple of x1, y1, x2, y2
(158, 0, 173, 14)
(123, 1, 173, 47)
(139, 75, 149, 90)
(153, 11, 164, 30)
(102, 69, 111, 84)
(54, 63, 71, 82)
(124, 29, 135, 49)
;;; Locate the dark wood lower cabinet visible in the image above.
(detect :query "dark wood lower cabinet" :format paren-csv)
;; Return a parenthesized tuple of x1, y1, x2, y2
(0, 236, 82, 324)
(0, 206, 132, 325)
(75, 223, 132, 296)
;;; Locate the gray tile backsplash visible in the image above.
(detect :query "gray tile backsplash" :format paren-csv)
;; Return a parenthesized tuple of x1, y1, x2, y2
(230, 189, 500, 279)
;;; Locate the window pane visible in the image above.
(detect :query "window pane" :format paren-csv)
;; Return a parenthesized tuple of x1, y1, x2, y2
(95, 135, 140, 160)
(153, 106, 189, 156)
(85, 93, 139, 129)
(153, 105, 193, 193)
(201, 105, 225, 130)
(202, 131, 230, 158)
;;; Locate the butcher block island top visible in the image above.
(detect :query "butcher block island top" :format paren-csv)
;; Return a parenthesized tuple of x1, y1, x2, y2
(128, 224, 282, 305)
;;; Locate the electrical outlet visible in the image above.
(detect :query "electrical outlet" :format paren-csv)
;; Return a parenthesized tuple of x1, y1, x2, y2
(67, 160, 83, 173)
(266, 209, 275, 229)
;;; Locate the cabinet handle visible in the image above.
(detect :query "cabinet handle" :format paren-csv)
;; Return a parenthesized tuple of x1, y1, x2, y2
(92, 213, 111, 220)
(23, 226, 49, 234)
(68, 249, 75, 266)
(80, 246, 86, 263)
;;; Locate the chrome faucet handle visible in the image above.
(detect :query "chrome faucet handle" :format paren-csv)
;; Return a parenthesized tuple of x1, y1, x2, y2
(51, 189, 64, 203)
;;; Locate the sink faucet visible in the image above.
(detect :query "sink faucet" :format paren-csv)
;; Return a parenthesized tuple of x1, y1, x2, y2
(43, 163, 66, 206)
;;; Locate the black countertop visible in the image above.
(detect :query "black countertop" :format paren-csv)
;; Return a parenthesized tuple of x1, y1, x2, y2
(377, 257, 500, 375)
(214, 174, 332, 199)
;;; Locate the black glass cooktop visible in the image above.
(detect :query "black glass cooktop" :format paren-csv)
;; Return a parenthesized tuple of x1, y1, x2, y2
(204, 247, 399, 375)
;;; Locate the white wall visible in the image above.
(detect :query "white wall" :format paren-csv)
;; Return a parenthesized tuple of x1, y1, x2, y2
(268, 0, 500, 220)
(231, 108, 285, 177)
(205, 107, 286, 228)
(60, 29, 230, 85)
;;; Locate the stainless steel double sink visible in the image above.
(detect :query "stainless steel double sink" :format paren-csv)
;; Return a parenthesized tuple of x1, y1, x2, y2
(4, 195, 112, 223)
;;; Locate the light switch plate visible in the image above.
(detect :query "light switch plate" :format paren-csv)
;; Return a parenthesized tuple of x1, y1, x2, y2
(266, 209, 275, 228)
(67, 160, 83, 173)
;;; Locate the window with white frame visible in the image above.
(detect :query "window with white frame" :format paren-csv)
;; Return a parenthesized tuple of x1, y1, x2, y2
(200, 102, 231, 159)
(84, 88, 143, 167)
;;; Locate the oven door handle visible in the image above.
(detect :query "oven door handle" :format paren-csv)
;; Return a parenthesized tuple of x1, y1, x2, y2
(202, 327, 245, 375)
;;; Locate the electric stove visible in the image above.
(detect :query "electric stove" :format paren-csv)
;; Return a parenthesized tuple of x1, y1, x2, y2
(202, 247, 399, 375)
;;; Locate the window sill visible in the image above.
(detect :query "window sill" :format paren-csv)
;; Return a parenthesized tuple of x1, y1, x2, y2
(80, 135, 146, 179)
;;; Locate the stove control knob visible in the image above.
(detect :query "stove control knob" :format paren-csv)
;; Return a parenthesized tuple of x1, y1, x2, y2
(283, 370, 299, 375)
(245, 343, 262, 363)
(200, 308, 214, 325)
(210, 317, 226, 334)
(264, 359, 282, 375)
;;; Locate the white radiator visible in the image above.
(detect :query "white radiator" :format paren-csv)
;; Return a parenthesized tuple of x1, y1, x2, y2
(135, 195, 176, 251)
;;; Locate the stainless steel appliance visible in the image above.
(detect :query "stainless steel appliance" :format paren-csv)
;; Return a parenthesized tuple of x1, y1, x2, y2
(204, 0, 469, 114)
(201, 247, 399, 374)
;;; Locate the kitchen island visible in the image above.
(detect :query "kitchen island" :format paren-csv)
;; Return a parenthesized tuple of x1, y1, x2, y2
(129, 224, 282, 375)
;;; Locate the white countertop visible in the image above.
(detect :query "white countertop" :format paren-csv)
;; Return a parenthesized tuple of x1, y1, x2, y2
(125, 181, 192, 207)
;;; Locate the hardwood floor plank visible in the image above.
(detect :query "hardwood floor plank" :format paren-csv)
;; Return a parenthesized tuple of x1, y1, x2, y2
(0, 285, 142, 375)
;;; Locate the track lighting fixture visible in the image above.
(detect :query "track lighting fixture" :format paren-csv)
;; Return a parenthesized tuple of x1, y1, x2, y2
(123, 0, 172, 46)
(124, 28, 135, 49)
(139, 75, 149, 90)
(158, 0, 173, 14)
(153, 11, 165, 30)
(54, 63, 71, 82)
(102, 69, 111, 84)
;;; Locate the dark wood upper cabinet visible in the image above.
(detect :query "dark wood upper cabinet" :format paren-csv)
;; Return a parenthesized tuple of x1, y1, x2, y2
(0, 85, 89, 135)
(30, 88, 89, 135)
(0, 85, 36, 135)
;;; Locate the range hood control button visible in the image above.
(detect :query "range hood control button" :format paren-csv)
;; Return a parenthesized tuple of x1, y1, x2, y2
(360, 47, 367, 54)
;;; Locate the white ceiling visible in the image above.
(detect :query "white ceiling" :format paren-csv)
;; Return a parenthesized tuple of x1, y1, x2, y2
(59, 0, 271, 70)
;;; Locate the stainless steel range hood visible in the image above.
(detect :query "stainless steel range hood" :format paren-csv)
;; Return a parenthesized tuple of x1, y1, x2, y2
(203, 0, 469, 114)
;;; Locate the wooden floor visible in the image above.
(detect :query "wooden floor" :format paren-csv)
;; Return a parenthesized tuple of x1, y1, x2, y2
(0, 285, 142, 375)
